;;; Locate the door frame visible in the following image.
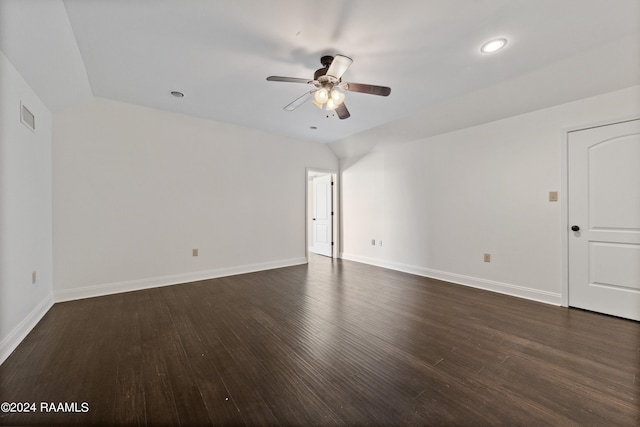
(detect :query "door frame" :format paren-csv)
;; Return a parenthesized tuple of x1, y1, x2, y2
(305, 168, 339, 260)
(561, 115, 640, 307)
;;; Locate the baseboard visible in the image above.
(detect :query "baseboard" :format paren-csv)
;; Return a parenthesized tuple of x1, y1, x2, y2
(0, 293, 54, 365)
(340, 253, 561, 306)
(54, 257, 308, 303)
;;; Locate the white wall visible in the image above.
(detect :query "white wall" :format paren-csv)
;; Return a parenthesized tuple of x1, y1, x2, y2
(0, 0, 93, 112)
(53, 97, 337, 301)
(338, 86, 640, 304)
(0, 51, 54, 363)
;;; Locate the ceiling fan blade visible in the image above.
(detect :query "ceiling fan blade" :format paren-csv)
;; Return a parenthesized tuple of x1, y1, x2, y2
(344, 82, 391, 96)
(326, 55, 353, 80)
(335, 103, 350, 120)
(284, 91, 314, 111)
(267, 76, 314, 84)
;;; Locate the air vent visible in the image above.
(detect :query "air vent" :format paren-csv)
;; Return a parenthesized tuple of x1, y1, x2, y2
(20, 103, 35, 132)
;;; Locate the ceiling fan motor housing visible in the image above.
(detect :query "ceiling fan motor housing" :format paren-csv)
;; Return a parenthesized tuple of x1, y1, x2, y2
(315, 55, 337, 82)
(314, 67, 327, 81)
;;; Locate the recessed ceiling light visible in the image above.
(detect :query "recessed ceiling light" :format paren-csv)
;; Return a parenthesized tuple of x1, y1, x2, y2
(309, 126, 318, 130)
(170, 90, 184, 98)
(480, 38, 507, 53)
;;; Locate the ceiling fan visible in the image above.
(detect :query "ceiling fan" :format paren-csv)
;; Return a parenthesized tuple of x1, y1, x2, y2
(266, 55, 391, 119)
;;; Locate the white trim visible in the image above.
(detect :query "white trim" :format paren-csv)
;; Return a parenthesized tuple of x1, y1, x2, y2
(341, 253, 562, 306)
(560, 126, 570, 307)
(564, 115, 640, 135)
(0, 293, 54, 365)
(54, 257, 307, 303)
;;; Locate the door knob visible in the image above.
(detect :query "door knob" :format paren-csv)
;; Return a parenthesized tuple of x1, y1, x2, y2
(571, 225, 580, 232)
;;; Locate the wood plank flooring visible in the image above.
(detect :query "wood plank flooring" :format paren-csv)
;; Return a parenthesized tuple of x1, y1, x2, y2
(1, 255, 638, 426)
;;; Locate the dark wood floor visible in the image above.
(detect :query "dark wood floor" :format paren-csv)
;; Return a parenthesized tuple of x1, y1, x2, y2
(1, 255, 638, 426)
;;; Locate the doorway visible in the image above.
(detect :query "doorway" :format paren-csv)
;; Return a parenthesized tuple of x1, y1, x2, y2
(567, 118, 640, 321)
(306, 169, 338, 259)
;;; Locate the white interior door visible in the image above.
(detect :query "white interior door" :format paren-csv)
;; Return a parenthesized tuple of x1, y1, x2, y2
(568, 119, 640, 321)
(311, 174, 333, 257)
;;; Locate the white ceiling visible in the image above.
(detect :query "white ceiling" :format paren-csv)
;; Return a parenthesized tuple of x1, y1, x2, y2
(1, 0, 639, 143)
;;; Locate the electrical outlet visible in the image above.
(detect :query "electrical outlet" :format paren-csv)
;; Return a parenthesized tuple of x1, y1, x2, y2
(192, 248, 198, 257)
(378, 240, 383, 246)
(32, 271, 36, 284)
(484, 253, 491, 263)
(549, 191, 558, 202)
(371, 239, 376, 246)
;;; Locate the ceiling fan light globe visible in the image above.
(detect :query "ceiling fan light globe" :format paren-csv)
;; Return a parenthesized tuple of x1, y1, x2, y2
(314, 88, 329, 104)
(325, 99, 338, 111)
(330, 88, 345, 105)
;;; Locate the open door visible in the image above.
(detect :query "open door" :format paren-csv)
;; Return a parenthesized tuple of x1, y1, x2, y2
(308, 172, 335, 258)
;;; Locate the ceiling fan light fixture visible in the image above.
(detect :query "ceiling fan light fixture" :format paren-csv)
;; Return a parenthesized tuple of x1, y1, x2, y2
(330, 88, 345, 105)
(325, 99, 338, 111)
(480, 38, 507, 53)
(266, 54, 391, 119)
(314, 88, 329, 104)
(311, 98, 324, 109)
